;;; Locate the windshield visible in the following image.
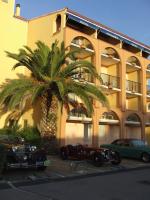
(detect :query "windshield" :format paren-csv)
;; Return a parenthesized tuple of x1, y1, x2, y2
(131, 140, 146, 147)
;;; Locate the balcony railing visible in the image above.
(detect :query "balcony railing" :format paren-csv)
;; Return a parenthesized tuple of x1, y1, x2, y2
(126, 80, 141, 93)
(72, 72, 93, 83)
(147, 85, 150, 96)
(100, 73, 120, 89)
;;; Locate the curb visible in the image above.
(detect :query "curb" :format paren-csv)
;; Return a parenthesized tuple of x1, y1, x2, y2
(8, 164, 150, 188)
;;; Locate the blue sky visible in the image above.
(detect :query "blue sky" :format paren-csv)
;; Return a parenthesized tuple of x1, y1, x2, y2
(15, 0, 150, 46)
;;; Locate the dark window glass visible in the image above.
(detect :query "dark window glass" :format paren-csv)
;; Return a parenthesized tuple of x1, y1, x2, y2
(56, 15, 61, 32)
(131, 139, 146, 147)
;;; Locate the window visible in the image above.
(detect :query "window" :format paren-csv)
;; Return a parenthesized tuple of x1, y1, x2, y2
(131, 139, 146, 147)
(56, 15, 61, 32)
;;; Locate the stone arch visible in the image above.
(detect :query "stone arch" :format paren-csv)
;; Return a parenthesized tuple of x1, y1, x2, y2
(68, 107, 91, 118)
(146, 64, 150, 97)
(101, 47, 121, 60)
(65, 107, 92, 145)
(101, 110, 119, 121)
(71, 36, 95, 53)
(100, 47, 121, 108)
(147, 64, 150, 70)
(126, 56, 141, 67)
(125, 113, 142, 139)
(126, 56, 141, 95)
(126, 113, 141, 123)
(70, 36, 95, 82)
(99, 110, 121, 145)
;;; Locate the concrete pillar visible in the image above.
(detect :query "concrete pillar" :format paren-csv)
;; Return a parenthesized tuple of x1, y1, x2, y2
(92, 43, 101, 147)
(141, 60, 147, 113)
(120, 54, 126, 112)
(92, 108, 100, 147)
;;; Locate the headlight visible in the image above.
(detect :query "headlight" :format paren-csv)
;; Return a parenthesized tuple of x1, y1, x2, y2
(23, 155, 28, 160)
(29, 145, 37, 152)
(12, 146, 18, 152)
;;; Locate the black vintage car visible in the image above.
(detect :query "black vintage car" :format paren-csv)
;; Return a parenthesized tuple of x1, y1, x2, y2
(0, 134, 48, 171)
(60, 144, 121, 166)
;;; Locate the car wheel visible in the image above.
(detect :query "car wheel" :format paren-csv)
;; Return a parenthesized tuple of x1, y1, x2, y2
(141, 153, 150, 163)
(37, 166, 47, 171)
(111, 152, 121, 165)
(60, 150, 68, 160)
(92, 153, 103, 167)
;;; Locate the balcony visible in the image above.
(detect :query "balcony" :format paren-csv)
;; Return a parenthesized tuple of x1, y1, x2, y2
(100, 73, 120, 89)
(126, 80, 141, 94)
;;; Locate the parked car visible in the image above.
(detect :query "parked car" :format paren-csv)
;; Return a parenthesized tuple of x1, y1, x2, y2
(60, 144, 121, 167)
(101, 139, 150, 162)
(0, 134, 48, 171)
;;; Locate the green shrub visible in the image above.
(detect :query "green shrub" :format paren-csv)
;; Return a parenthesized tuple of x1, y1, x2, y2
(0, 144, 6, 175)
(0, 124, 20, 136)
(19, 126, 41, 146)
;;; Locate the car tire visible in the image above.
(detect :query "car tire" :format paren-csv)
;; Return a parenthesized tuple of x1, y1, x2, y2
(37, 166, 47, 171)
(60, 150, 68, 160)
(141, 153, 150, 163)
(92, 153, 103, 167)
(111, 152, 121, 165)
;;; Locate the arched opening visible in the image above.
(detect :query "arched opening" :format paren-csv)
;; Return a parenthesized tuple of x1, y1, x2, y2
(146, 64, 150, 96)
(125, 113, 141, 139)
(126, 56, 141, 111)
(147, 64, 150, 71)
(56, 15, 61, 32)
(65, 107, 92, 145)
(146, 64, 150, 111)
(69, 107, 89, 118)
(99, 111, 120, 145)
(70, 36, 95, 82)
(100, 47, 121, 108)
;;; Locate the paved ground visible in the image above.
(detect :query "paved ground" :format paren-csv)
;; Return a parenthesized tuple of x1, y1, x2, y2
(1, 155, 150, 183)
(1, 167, 150, 200)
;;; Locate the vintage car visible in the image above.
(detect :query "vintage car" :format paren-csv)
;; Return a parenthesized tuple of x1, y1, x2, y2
(101, 139, 150, 162)
(0, 134, 48, 171)
(60, 144, 121, 166)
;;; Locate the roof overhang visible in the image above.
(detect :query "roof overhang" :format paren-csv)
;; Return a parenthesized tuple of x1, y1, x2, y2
(67, 11, 150, 55)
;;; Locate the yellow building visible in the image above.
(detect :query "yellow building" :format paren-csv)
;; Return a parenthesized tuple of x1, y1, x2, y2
(1, 0, 150, 146)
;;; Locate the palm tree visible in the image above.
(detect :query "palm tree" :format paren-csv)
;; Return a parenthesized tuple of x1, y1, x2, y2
(0, 41, 108, 140)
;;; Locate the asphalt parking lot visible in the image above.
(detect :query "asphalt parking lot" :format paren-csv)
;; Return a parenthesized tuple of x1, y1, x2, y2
(1, 155, 150, 184)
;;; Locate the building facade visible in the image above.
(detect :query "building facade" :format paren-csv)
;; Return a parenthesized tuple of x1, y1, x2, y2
(1, 0, 150, 146)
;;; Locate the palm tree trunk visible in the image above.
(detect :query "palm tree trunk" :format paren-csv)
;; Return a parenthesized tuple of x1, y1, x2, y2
(39, 95, 57, 138)
(56, 102, 62, 145)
